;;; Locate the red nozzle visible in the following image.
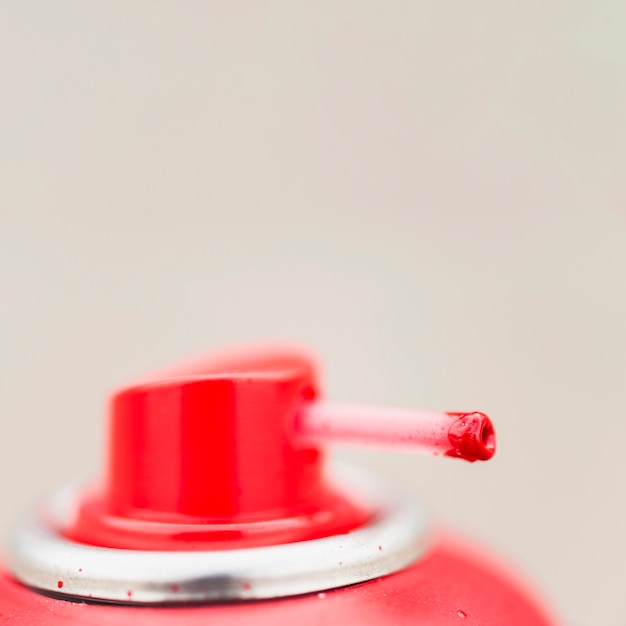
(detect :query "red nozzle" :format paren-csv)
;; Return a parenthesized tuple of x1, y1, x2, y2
(63, 345, 495, 552)
(64, 346, 370, 550)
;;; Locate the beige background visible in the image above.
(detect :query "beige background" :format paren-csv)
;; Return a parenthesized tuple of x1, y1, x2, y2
(1, 2, 625, 624)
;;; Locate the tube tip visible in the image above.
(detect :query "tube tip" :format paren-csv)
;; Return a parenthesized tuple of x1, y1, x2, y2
(447, 412, 496, 462)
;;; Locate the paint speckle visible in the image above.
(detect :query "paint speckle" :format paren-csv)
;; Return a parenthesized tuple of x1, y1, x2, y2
(127, 590, 133, 598)
(242, 582, 251, 590)
(78, 568, 82, 573)
(378, 545, 382, 551)
(339, 561, 343, 565)
(57, 581, 63, 589)
(171, 584, 180, 593)
(457, 609, 467, 619)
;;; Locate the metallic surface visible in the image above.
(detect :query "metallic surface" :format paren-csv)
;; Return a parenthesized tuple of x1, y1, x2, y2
(0, 535, 559, 625)
(8, 466, 429, 604)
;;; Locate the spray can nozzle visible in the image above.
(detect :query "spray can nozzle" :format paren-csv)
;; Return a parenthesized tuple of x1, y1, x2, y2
(59, 345, 495, 551)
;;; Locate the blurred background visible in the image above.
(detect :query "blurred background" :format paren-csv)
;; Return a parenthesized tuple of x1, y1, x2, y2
(1, 2, 625, 624)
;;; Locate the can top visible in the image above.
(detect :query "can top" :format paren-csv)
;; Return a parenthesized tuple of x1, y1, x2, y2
(9, 343, 495, 604)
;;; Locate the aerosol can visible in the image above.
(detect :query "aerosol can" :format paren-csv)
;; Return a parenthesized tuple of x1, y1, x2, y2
(0, 345, 559, 624)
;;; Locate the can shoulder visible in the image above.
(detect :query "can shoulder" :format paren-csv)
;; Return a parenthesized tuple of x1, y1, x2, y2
(0, 535, 558, 626)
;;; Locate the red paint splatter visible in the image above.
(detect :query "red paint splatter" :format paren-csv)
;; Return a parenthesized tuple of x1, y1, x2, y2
(78, 568, 82, 573)
(127, 590, 133, 598)
(171, 584, 180, 593)
(378, 545, 382, 551)
(242, 582, 251, 590)
(57, 581, 63, 589)
(447, 412, 495, 462)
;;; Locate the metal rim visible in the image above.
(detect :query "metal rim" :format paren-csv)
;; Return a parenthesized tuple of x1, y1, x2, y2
(8, 465, 429, 605)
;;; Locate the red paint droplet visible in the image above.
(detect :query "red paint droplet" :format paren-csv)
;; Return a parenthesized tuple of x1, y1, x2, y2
(57, 581, 63, 589)
(78, 568, 82, 573)
(127, 590, 133, 598)
(339, 561, 343, 565)
(457, 609, 467, 619)
(378, 545, 382, 551)
(171, 584, 180, 593)
(242, 582, 251, 590)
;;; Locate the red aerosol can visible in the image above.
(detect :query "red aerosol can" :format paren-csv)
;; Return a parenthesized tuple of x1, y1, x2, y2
(1, 345, 559, 625)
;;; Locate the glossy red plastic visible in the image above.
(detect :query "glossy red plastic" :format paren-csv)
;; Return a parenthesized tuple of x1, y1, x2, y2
(64, 346, 370, 550)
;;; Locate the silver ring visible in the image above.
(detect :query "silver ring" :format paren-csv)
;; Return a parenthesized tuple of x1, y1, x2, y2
(8, 465, 429, 604)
